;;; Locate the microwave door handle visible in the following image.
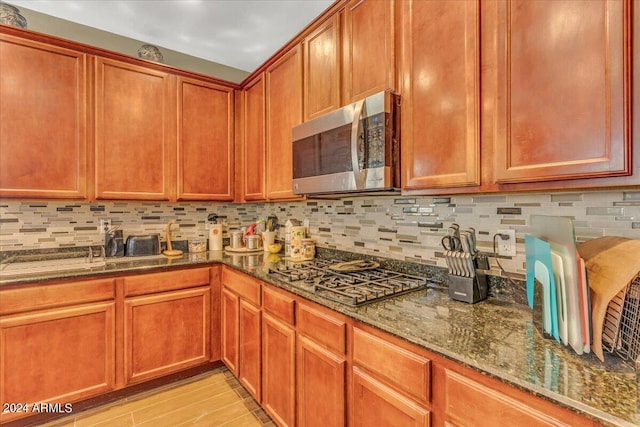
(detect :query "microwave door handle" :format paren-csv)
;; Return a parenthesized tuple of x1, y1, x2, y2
(350, 99, 366, 189)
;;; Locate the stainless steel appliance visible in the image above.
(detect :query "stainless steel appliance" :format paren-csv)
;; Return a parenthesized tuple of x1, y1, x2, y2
(269, 259, 426, 306)
(291, 90, 400, 195)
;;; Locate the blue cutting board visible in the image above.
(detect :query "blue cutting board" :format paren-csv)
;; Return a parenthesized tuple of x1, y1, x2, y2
(525, 234, 559, 341)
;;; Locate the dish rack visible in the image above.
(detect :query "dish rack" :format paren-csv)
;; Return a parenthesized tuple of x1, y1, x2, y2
(602, 272, 640, 366)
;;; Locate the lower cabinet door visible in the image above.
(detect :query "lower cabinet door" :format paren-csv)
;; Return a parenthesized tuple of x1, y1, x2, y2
(297, 335, 346, 427)
(262, 312, 295, 427)
(221, 288, 239, 374)
(0, 302, 116, 423)
(351, 367, 430, 427)
(124, 287, 210, 384)
(239, 299, 261, 401)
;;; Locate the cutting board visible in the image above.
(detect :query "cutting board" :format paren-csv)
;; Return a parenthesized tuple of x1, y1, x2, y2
(530, 216, 582, 346)
(550, 250, 568, 346)
(577, 236, 640, 361)
(550, 242, 583, 354)
(525, 235, 558, 341)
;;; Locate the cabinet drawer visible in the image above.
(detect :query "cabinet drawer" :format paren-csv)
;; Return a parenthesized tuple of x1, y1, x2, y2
(353, 327, 431, 403)
(0, 278, 115, 315)
(262, 285, 294, 325)
(443, 369, 570, 427)
(222, 267, 261, 305)
(297, 302, 346, 354)
(124, 267, 210, 296)
(352, 367, 430, 427)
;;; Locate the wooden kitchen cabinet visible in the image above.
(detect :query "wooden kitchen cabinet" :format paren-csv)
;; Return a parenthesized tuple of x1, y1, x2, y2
(239, 299, 262, 400)
(398, 0, 481, 190)
(221, 267, 262, 400)
(0, 33, 89, 199)
(434, 363, 602, 427)
(265, 44, 304, 200)
(124, 287, 211, 385)
(296, 302, 347, 427)
(209, 265, 222, 362)
(351, 324, 431, 426)
(491, 0, 631, 185)
(352, 367, 430, 427)
(0, 278, 116, 424)
(123, 268, 211, 385)
(442, 369, 573, 427)
(303, 0, 394, 119)
(242, 73, 267, 201)
(176, 77, 234, 201)
(262, 311, 296, 427)
(297, 336, 346, 427)
(221, 288, 240, 374)
(343, 0, 395, 103)
(304, 14, 341, 120)
(352, 326, 431, 404)
(94, 56, 176, 200)
(261, 285, 296, 427)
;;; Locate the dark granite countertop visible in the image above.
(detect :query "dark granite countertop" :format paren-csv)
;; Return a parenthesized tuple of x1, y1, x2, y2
(0, 249, 638, 427)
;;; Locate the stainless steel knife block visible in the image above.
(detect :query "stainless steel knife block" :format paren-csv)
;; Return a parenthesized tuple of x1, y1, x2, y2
(448, 269, 488, 304)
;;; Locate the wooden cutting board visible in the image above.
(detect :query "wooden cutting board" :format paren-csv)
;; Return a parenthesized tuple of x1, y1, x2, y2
(329, 260, 380, 272)
(577, 237, 640, 361)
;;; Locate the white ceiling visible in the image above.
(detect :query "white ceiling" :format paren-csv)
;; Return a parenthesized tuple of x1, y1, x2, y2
(9, 0, 334, 72)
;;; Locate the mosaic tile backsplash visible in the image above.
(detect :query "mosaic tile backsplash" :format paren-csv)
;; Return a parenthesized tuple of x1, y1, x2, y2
(1, 189, 639, 278)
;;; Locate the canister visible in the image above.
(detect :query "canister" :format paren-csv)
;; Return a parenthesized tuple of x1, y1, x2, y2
(230, 230, 244, 249)
(285, 219, 302, 257)
(301, 238, 315, 260)
(290, 226, 306, 258)
(208, 224, 223, 251)
(245, 235, 262, 250)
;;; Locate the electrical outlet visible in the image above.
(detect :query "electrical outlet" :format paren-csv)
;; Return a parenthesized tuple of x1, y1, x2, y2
(496, 229, 516, 257)
(99, 219, 111, 234)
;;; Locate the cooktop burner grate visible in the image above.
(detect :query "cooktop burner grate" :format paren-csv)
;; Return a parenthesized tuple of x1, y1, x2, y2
(268, 259, 427, 306)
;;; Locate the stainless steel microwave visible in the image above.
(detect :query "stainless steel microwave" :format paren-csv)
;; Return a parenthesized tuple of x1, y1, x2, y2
(292, 90, 400, 195)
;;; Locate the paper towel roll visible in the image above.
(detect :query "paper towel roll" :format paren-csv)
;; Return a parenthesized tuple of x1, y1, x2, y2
(209, 224, 223, 251)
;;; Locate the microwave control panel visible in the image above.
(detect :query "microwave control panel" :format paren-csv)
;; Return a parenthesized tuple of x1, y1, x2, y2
(362, 112, 389, 169)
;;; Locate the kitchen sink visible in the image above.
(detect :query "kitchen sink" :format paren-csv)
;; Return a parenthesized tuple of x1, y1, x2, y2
(0, 257, 106, 277)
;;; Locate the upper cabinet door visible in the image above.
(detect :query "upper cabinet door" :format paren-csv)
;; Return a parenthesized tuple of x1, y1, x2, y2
(399, 0, 481, 190)
(94, 57, 176, 200)
(0, 35, 88, 199)
(243, 74, 267, 201)
(265, 45, 304, 200)
(177, 77, 234, 201)
(492, 0, 631, 183)
(343, 0, 395, 103)
(304, 14, 341, 120)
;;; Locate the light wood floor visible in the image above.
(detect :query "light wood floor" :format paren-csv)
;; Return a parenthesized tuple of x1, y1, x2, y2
(38, 367, 274, 427)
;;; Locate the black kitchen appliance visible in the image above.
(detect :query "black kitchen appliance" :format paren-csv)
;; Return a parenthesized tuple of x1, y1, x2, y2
(124, 234, 160, 256)
(104, 229, 124, 257)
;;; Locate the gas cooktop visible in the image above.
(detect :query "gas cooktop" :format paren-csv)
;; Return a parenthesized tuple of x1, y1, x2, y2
(268, 259, 427, 306)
